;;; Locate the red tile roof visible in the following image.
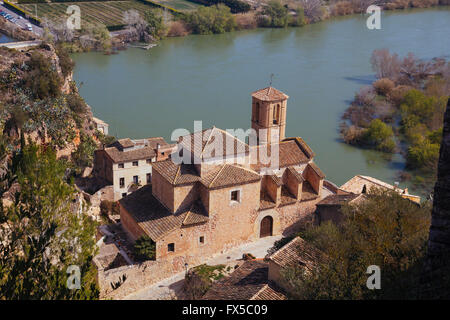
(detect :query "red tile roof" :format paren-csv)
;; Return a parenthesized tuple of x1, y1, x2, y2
(202, 260, 286, 300)
(251, 87, 289, 102)
(102, 137, 171, 163)
(268, 237, 325, 271)
(119, 185, 208, 241)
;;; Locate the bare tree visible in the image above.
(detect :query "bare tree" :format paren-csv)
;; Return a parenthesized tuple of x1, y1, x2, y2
(123, 9, 152, 43)
(298, 0, 324, 22)
(370, 49, 401, 81)
(41, 18, 74, 43)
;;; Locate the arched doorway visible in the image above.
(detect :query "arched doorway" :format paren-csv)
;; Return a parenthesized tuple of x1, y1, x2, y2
(260, 216, 273, 238)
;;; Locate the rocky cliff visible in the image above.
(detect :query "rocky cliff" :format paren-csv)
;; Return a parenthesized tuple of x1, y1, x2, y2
(421, 98, 450, 298)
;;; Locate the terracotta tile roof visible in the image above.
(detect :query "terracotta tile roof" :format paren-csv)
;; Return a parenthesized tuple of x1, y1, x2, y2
(251, 139, 311, 171)
(202, 260, 285, 300)
(307, 162, 326, 179)
(317, 193, 361, 206)
(283, 137, 315, 158)
(201, 164, 261, 189)
(102, 137, 171, 163)
(152, 160, 201, 186)
(119, 185, 208, 241)
(179, 127, 249, 160)
(182, 202, 209, 226)
(270, 174, 283, 187)
(286, 166, 304, 183)
(117, 138, 134, 149)
(251, 87, 289, 102)
(268, 237, 325, 271)
(154, 161, 261, 189)
(251, 284, 286, 300)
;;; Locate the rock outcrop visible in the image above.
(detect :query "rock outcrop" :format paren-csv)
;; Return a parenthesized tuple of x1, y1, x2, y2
(421, 98, 450, 299)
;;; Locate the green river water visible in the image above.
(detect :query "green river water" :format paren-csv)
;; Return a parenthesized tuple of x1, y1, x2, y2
(72, 7, 450, 189)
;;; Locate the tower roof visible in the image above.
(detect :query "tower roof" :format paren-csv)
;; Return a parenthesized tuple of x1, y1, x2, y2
(251, 87, 289, 101)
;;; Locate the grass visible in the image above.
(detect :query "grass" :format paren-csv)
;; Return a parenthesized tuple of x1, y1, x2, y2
(17, 0, 199, 29)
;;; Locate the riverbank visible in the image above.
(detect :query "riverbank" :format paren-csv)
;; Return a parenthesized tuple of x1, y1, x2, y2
(71, 7, 450, 197)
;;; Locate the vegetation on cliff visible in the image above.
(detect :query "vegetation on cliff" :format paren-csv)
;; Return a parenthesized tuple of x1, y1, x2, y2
(0, 45, 107, 299)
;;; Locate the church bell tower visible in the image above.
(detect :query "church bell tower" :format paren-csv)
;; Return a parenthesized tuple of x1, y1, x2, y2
(251, 87, 289, 145)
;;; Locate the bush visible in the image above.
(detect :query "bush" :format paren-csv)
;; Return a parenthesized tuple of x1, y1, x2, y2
(24, 52, 62, 99)
(388, 85, 412, 106)
(56, 45, 75, 78)
(258, 0, 289, 28)
(362, 119, 396, 152)
(373, 78, 395, 96)
(133, 235, 156, 261)
(184, 4, 236, 35)
(407, 137, 440, 170)
(66, 93, 87, 115)
(167, 20, 189, 37)
(71, 133, 97, 168)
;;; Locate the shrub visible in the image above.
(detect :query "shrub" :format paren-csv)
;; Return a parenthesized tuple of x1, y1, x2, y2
(407, 137, 440, 170)
(362, 119, 396, 152)
(184, 4, 236, 35)
(24, 51, 62, 99)
(235, 12, 257, 30)
(373, 78, 395, 96)
(258, 0, 289, 28)
(72, 133, 97, 168)
(66, 93, 87, 115)
(388, 85, 413, 106)
(133, 235, 156, 261)
(167, 20, 189, 37)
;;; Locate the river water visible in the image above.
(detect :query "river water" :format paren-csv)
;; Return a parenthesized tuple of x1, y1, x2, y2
(0, 33, 12, 43)
(72, 7, 450, 189)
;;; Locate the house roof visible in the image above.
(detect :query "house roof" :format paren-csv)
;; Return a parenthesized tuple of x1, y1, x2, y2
(202, 260, 286, 300)
(153, 161, 261, 189)
(102, 137, 171, 163)
(286, 166, 304, 183)
(179, 127, 249, 160)
(307, 162, 326, 179)
(250, 139, 312, 171)
(317, 193, 361, 206)
(119, 185, 208, 241)
(251, 87, 289, 102)
(268, 237, 325, 271)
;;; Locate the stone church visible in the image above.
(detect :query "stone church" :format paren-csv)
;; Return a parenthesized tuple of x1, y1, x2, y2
(119, 87, 335, 266)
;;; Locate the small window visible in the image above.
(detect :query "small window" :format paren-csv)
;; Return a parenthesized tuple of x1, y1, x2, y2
(118, 163, 124, 168)
(231, 190, 240, 202)
(119, 177, 125, 188)
(146, 159, 152, 164)
(146, 173, 151, 184)
(168, 243, 175, 252)
(133, 175, 139, 184)
(132, 161, 139, 166)
(199, 236, 204, 244)
(161, 152, 165, 156)
(122, 193, 127, 198)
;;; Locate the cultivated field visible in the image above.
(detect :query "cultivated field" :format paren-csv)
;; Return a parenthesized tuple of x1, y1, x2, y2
(17, 0, 199, 29)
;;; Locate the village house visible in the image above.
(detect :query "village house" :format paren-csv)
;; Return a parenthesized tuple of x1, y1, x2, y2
(316, 175, 421, 225)
(118, 87, 336, 268)
(93, 137, 176, 200)
(201, 236, 325, 300)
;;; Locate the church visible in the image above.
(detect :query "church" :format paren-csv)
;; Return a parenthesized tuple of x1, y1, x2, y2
(119, 87, 335, 266)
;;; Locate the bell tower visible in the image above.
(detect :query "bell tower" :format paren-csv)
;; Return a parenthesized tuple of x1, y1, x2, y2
(251, 87, 289, 145)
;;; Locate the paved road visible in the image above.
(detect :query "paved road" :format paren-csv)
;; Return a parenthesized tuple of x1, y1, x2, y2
(0, 3, 43, 37)
(0, 39, 41, 48)
(124, 235, 282, 300)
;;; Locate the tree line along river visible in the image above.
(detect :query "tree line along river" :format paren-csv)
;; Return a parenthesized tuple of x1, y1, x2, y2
(72, 7, 450, 193)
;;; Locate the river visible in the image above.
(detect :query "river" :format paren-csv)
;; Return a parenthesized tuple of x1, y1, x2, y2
(0, 33, 12, 43)
(72, 7, 450, 191)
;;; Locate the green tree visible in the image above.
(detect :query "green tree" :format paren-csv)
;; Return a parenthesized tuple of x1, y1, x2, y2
(362, 119, 396, 152)
(0, 143, 99, 299)
(71, 133, 97, 169)
(283, 189, 431, 299)
(184, 4, 236, 35)
(145, 9, 168, 40)
(133, 235, 156, 261)
(259, 0, 289, 28)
